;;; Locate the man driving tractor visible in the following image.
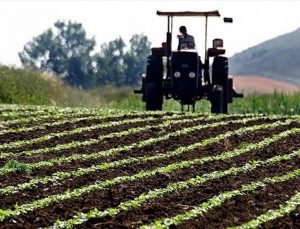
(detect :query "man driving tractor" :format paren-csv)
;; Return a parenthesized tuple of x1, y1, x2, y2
(177, 25, 196, 50)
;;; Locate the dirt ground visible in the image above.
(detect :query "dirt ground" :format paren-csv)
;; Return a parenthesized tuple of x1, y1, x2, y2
(232, 75, 300, 94)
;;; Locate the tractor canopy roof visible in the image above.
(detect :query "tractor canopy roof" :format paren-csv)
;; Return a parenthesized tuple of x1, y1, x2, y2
(156, 10, 220, 17)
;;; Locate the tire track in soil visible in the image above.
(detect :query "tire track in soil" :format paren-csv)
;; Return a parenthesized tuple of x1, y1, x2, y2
(0, 114, 166, 144)
(0, 121, 298, 227)
(0, 116, 243, 188)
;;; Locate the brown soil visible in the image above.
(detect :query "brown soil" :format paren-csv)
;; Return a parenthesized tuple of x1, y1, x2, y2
(0, 113, 299, 228)
(261, 206, 300, 228)
(233, 76, 300, 95)
(0, 117, 277, 189)
(1, 120, 299, 228)
(0, 114, 164, 144)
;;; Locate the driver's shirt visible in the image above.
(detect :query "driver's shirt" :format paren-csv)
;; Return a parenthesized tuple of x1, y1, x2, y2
(178, 34, 195, 50)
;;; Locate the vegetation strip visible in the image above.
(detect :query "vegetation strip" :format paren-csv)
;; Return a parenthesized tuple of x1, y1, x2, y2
(0, 109, 64, 119)
(0, 116, 268, 175)
(0, 107, 102, 120)
(0, 110, 103, 127)
(45, 127, 300, 228)
(142, 167, 300, 229)
(228, 193, 300, 229)
(0, 111, 265, 128)
(0, 115, 163, 153)
(0, 121, 296, 223)
(0, 111, 169, 135)
(0, 118, 290, 195)
(0, 115, 210, 162)
(0, 109, 167, 127)
(0, 115, 224, 174)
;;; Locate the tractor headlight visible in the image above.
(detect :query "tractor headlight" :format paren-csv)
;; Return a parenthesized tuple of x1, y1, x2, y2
(189, 72, 196, 78)
(174, 71, 181, 78)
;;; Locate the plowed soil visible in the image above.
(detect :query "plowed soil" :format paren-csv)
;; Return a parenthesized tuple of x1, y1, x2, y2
(0, 109, 299, 228)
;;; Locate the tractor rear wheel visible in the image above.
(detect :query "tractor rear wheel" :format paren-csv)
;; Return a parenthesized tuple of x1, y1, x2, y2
(212, 56, 229, 113)
(210, 85, 224, 114)
(145, 83, 163, 111)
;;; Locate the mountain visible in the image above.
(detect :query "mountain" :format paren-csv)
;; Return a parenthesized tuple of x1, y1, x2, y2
(229, 28, 300, 85)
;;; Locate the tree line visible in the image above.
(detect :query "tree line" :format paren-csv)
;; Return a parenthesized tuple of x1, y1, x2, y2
(19, 21, 151, 89)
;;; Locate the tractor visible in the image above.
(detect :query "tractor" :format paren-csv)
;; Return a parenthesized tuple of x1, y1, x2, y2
(134, 10, 243, 113)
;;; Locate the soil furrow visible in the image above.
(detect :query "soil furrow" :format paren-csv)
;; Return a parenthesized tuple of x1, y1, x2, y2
(0, 124, 299, 227)
(0, 119, 163, 156)
(0, 121, 294, 209)
(2, 117, 211, 164)
(178, 176, 300, 229)
(0, 117, 270, 189)
(0, 114, 164, 144)
(76, 130, 300, 228)
(0, 113, 97, 129)
(260, 206, 300, 228)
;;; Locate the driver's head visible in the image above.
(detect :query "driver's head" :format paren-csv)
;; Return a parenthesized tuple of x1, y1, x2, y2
(179, 26, 187, 34)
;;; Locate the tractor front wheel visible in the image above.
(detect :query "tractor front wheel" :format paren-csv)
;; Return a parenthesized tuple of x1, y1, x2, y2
(145, 83, 163, 111)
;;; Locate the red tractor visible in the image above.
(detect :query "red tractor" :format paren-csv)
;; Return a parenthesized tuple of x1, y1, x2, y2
(134, 10, 243, 113)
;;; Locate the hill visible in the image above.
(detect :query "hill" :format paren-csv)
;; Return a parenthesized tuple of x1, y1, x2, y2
(229, 28, 300, 85)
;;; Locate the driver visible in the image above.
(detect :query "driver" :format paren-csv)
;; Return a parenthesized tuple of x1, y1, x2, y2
(177, 26, 195, 50)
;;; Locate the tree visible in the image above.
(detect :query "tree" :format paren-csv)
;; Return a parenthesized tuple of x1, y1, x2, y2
(124, 34, 151, 85)
(19, 20, 152, 88)
(94, 35, 151, 86)
(19, 20, 96, 88)
(94, 37, 126, 86)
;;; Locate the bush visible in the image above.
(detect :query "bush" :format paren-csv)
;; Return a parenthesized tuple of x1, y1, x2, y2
(0, 66, 101, 108)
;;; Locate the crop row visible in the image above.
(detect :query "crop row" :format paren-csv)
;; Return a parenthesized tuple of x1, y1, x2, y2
(142, 163, 300, 229)
(0, 105, 129, 117)
(0, 115, 273, 176)
(0, 108, 87, 120)
(0, 118, 291, 196)
(230, 191, 300, 229)
(0, 114, 211, 161)
(49, 141, 300, 228)
(0, 107, 168, 127)
(0, 109, 113, 126)
(0, 111, 176, 135)
(0, 114, 168, 152)
(0, 119, 296, 224)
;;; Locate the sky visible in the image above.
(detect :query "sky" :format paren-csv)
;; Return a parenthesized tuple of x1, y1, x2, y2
(1, 0, 300, 66)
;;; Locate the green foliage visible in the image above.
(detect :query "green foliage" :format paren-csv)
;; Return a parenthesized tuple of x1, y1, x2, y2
(230, 92, 300, 115)
(0, 66, 57, 105)
(19, 20, 151, 88)
(94, 87, 300, 115)
(19, 21, 96, 89)
(3, 160, 31, 174)
(0, 65, 101, 108)
(229, 28, 300, 84)
(124, 34, 151, 85)
(1, 65, 300, 115)
(94, 34, 151, 86)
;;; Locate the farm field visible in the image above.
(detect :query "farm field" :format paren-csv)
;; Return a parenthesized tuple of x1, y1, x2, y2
(0, 104, 300, 228)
